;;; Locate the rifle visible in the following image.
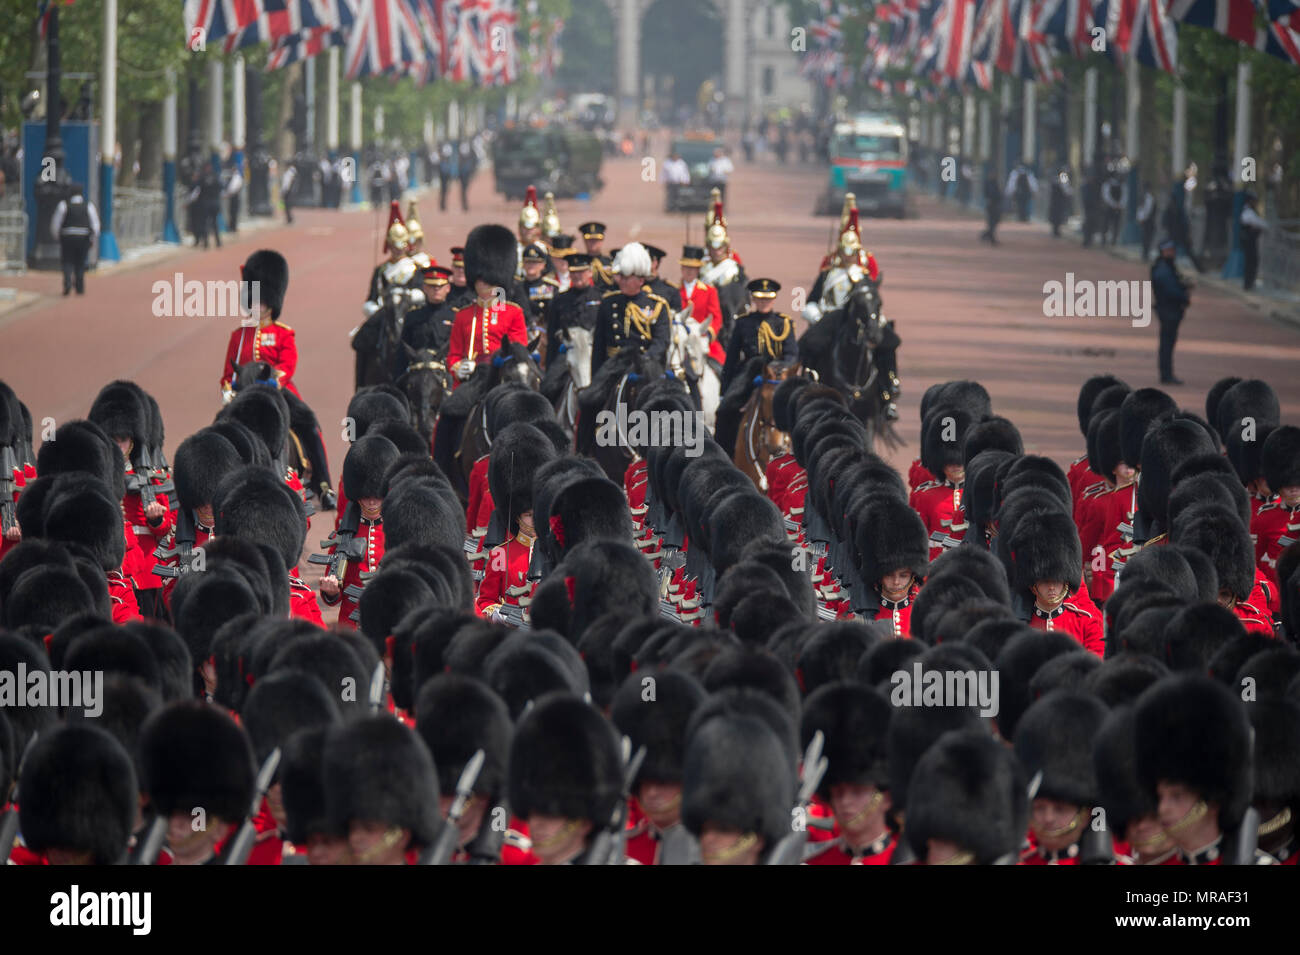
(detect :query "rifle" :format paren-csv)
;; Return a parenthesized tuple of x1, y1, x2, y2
(1223, 807, 1262, 865)
(582, 741, 647, 865)
(309, 502, 366, 597)
(368, 662, 386, 714)
(153, 509, 199, 582)
(0, 444, 18, 535)
(420, 749, 486, 865)
(221, 747, 282, 865)
(766, 730, 829, 865)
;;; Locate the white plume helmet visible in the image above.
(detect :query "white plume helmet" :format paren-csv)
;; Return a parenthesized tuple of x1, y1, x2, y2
(613, 242, 653, 279)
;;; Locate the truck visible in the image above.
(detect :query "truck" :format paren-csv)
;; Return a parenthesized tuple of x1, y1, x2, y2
(492, 126, 604, 200)
(815, 115, 911, 218)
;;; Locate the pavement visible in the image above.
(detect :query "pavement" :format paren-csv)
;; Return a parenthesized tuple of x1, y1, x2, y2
(3, 143, 1298, 608)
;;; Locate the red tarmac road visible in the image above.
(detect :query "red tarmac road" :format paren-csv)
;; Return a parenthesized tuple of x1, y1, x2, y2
(4, 145, 1298, 497)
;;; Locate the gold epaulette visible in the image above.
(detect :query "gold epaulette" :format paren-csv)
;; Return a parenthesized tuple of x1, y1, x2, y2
(272, 320, 293, 331)
(601, 289, 620, 298)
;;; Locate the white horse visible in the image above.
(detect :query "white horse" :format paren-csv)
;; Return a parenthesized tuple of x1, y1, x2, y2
(556, 325, 594, 444)
(668, 303, 721, 430)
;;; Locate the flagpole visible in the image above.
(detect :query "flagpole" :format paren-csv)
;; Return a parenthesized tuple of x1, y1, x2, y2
(230, 54, 245, 233)
(1222, 61, 1251, 280)
(1120, 61, 1141, 245)
(162, 66, 180, 243)
(209, 54, 227, 232)
(99, 0, 120, 262)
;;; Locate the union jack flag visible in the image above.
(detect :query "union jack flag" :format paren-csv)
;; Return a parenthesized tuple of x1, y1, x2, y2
(1171, 0, 1300, 64)
(344, 0, 426, 78)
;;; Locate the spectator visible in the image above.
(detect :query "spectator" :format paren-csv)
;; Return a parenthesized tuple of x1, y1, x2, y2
(50, 182, 99, 296)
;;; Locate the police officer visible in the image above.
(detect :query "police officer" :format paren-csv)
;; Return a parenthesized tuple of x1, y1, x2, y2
(50, 183, 99, 296)
(591, 242, 672, 376)
(1151, 238, 1191, 386)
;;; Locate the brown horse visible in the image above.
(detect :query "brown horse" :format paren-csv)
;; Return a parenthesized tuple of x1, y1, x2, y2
(733, 361, 795, 491)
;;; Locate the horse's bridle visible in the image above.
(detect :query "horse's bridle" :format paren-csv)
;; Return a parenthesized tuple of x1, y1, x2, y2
(842, 284, 885, 399)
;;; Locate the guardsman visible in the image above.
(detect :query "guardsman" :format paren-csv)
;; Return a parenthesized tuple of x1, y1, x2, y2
(1075, 409, 1136, 605)
(446, 246, 473, 310)
(720, 279, 798, 392)
(88, 380, 175, 620)
(579, 221, 615, 288)
(1068, 375, 1128, 503)
(521, 242, 561, 337)
(1094, 707, 1181, 865)
(1134, 675, 1275, 865)
(1246, 701, 1300, 865)
(909, 411, 972, 560)
(220, 250, 300, 400)
(474, 422, 553, 619)
(401, 264, 457, 359)
(698, 189, 747, 339)
(319, 435, 398, 629)
(855, 496, 928, 635)
(508, 695, 625, 865)
(591, 243, 673, 375)
(1015, 693, 1109, 864)
(155, 429, 243, 611)
(801, 684, 898, 864)
(1254, 426, 1300, 589)
(678, 244, 725, 369)
(446, 225, 530, 389)
(1010, 509, 1105, 656)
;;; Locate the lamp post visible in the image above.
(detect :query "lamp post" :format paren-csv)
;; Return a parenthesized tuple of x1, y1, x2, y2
(29, 4, 68, 270)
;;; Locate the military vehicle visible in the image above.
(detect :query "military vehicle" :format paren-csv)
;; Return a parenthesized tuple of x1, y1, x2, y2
(492, 126, 604, 199)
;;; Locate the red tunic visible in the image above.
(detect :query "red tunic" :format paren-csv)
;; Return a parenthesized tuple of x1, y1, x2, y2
(475, 534, 535, 617)
(910, 480, 967, 561)
(805, 832, 897, 865)
(107, 570, 141, 624)
(500, 816, 540, 865)
(1251, 568, 1280, 619)
(1029, 592, 1105, 656)
(446, 300, 529, 387)
(320, 516, 385, 630)
(679, 280, 725, 364)
(155, 519, 214, 610)
(121, 474, 175, 592)
(1077, 481, 1137, 604)
(872, 583, 920, 639)
(1067, 453, 1103, 510)
(1252, 501, 1299, 590)
(1232, 599, 1274, 636)
(221, 321, 301, 398)
(907, 458, 932, 493)
(764, 453, 800, 519)
(0, 463, 35, 563)
(289, 570, 324, 625)
(466, 455, 491, 535)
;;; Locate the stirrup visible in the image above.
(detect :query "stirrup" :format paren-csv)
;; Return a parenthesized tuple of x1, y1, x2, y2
(884, 402, 900, 421)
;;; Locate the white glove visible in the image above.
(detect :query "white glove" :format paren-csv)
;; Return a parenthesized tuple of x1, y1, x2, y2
(802, 303, 823, 324)
(457, 360, 477, 380)
(221, 388, 234, 405)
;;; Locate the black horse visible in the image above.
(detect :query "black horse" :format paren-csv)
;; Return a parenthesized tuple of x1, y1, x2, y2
(797, 275, 902, 453)
(229, 360, 334, 504)
(576, 349, 666, 484)
(432, 336, 543, 500)
(354, 279, 425, 389)
(396, 344, 450, 450)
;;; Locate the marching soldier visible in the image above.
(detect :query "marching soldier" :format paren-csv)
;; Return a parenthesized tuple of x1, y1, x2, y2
(1075, 409, 1137, 605)
(910, 411, 972, 560)
(475, 424, 550, 620)
(854, 496, 928, 635)
(446, 225, 530, 390)
(579, 220, 615, 288)
(590, 243, 673, 375)
(400, 264, 457, 360)
(319, 435, 398, 629)
(220, 250, 300, 400)
(1009, 509, 1105, 656)
(1254, 426, 1300, 588)
(1094, 707, 1181, 865)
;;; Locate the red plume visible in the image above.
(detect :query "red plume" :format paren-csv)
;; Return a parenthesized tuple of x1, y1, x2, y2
(525, 185, 537, 208)
(549, 514, 566, 549)
(712, 198, 723, 222)
(564, 575, 577, 607)
(848, 208, 859, 234)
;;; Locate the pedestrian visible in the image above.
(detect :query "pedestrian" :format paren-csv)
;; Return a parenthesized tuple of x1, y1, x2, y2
(438, 142, 455, 212)
(50, 182, 99, 296)
(1102, 169, 1124, 246)
(458, 140, 476, 212)
(224, 159, 244, 233)
(980, 172, 1002, 245)
(1080, 170, 1101, 248)
(1239, 191, 1268, 291)
(1007, 163, 1037, 222)
(1048, 167, 1072, 238)
(1151, 238, 1190, 385)
(1163, 164, 1205, 273)
(200, 166, 223, 247)
(281, 160, 298, 225)
(1136, 180, 1156, 260)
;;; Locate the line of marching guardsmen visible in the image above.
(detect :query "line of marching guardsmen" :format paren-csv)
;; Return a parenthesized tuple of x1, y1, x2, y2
(2, 181, 1299, 863)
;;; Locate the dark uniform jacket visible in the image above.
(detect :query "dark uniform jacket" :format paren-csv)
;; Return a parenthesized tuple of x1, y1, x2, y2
(547, 283, 604, 366)
(592, 288, 672, 374)
(1151, 258, 1190, 324)
(720, 310, 798, 391)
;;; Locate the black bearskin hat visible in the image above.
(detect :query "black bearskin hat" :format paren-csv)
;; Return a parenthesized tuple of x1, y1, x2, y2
(1077, 375, 1128, 438)
(1170, 504, 1255, 601)
(548, 475, 634, 559)
(610, 669, 707, 787)
(1133, 674, 1252, 831)
(801, 682, 892, 801)
(17, 724, 138, 865)
(856, 495, 929, 586)
(1013, 691, 1109, 806)
(464, 224, 518, 290)
(140, 701, 256, 822)
(1262, 425, 1300, 494)
(1215, 378, 1280, 441)
(509, 693, 624, 825)
(414, 674, 513, 798)
(342, 434, 401, 502)
(241, 670, 341, 766)
(1119, 388, 1177, 470)
(905, 728, 1029, 864)
(280, 726, 336, 845)
(213, 465, 308, 570)
(173, 429, 244, 514)
(323, 715, 442, 849)
(88, 380, 148, 449)
(1008, 508, 1082, 594)
(963, 416, 1023, 467)
(1136, 419, 1216, 535)
(489, 422, 556, 532)
(921, 409, 974, 479)
(223, 387, 290, 461)
(42, 484, 126, 572)
(1092, 705, 1154, 836)
(241, 249, 289, 319)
